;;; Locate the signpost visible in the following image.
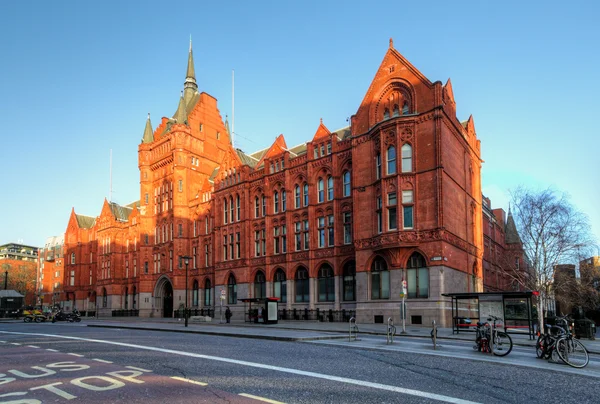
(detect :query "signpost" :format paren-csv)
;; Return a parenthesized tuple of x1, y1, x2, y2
(220, 289, 225, 324)
(401, 279, 407, 334)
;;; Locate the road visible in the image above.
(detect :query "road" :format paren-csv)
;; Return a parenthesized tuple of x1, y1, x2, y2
(1, 322, 598, 404)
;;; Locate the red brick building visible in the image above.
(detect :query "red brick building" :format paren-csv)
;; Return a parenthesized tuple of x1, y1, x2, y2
(36, 235, 65, 309)
(62, 39, 488, 326)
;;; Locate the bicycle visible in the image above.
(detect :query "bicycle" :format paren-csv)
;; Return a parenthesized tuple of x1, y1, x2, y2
(536, 315, 589, 368)
(473, 315, 513, 356)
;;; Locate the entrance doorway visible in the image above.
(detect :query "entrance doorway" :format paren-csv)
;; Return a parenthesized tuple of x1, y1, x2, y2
(154, 277, 174, 318)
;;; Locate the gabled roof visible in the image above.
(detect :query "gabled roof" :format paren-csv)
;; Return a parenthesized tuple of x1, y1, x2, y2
(311, 119, 331, 141)
(75, 214, 96, 229)
(444, 78, 455, 104)
(236, 149, 259, 168)
(126, 200, 140, 209)
(208, 167, 219, 183)
(288, 143, 307, 156)
(108, 202, 133, 222)
(505, 209, 521, 244)
(332, 126, 351, 140)
(254, 134, 288, 169)
(142, 113, 153, 143)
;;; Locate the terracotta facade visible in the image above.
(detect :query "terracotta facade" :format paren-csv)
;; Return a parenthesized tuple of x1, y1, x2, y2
(61, 40, 493, 326)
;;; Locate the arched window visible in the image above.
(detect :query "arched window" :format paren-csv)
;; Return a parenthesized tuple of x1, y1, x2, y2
(401, 144, 412, 173)
(387, 146, 396, 175)
(102, 288, 107, 308)
(317, 178, 324, 203)
(254, 271, 266, 299)
(303, 183, 309, 206)
(255, 196, 259, 218)
(192, 280, 199, 307)
(343, 171, 351, 197)
(402, 101, 410, 115)
(318, 264, 335, 302)
(327, 176, 334, 201)
(393, 104, 400, 117)
(274, 191, 279, 214)
(274, 269, 287, 303)
(407, 253, 429, 298)
(204, 279, 212, 306)
(343, 261, 356, 301)
(371, 257, 389, 299)
(124, 287, 128, 310)
(229, 196, 234, 223)
(295, 267, 309, 302)
(384, 108, 390, 120)
(223, 198, 228, 224)
(132, 286, 137, 309)
(227, 275, 237, 304)
(294, 185, 300, 208)
(282, 190, 286, 212)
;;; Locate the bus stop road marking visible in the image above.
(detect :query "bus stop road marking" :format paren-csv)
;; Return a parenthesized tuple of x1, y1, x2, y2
(170, 376, 207, 386)
(239, 393, 286, 403)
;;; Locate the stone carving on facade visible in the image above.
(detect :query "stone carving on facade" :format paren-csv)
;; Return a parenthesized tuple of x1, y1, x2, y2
(400, 127, 414, 142)
(292, 252, 309, 261)
(339, 245, 354, 255)
(250, 257, 266, 266)
(314, 248, 334, 258)
(270, 255, 286, 264)
(384, 131, 396, 146)
(310, 156, 332, 169)
(337, 151, 351, 161)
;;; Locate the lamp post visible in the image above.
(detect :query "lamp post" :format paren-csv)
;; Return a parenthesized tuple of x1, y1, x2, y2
(181, 256, 192, 327)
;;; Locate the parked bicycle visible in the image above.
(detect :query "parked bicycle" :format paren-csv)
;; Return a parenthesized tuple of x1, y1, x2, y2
(473, 315, 513, 356)
(536, 315, 589, 368)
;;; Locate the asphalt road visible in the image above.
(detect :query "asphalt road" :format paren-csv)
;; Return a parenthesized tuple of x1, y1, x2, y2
(1, 322, 598, 404)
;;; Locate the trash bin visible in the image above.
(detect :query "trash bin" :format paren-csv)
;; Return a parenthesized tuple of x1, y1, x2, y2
(574, 319, 596, 339)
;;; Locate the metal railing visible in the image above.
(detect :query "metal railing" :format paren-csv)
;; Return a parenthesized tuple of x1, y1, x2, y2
(386, 317, 396, 344)
(173, 308, 215, 319)
(111, 309, 139, 317)
(278, 308, 355, 322)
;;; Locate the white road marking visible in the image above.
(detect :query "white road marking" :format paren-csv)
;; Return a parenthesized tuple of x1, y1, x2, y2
(239, 393, 286, 403)
(68, 353, 85, 357)
(10, 342, 21, 345)
(46, 348, 59, 352)
(0, 331, 480, 404)
(171, 376, 207, 386)
(126, 366, 152, 372)
(93, 358, 113, 363)
(27, 345, 40, 348)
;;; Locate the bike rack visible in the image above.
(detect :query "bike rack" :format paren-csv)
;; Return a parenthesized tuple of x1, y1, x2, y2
(431, 320, 438, 350)
(349, 317, 359, 341)
(386, 317, 396, 344)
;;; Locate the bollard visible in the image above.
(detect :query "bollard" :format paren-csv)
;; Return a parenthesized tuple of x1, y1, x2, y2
(387, 317, 396, 344)
(349, 317, 359, 341)
(431, 320, 437, 350)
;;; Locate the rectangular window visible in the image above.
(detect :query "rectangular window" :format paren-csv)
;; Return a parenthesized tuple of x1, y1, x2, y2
(408, 268, 429, 298)
(178, 179, 183, 192)
(144, 193, 149, 204)
(236, 232, 240, 259)
(255, 231, 261, 256)
(144, 261, 148, 274)
(343, 212, 352, 244)
(320, 145, 325, 156)
(303, 184, 309, 207)
(274, 227, 280, 254)
(295, 222, 302, 251)
(376, 154, 381, 179)
(327, 177, 333, 201)
(327, 143, 332, 155)
(318, 180, 324, 203)
(402, 190, 414, 229)
(388, 192, 397, 230)
(262, 197, 266, 217)
(261, 229, 266, 256)
(282, 191, 286, 212)
(192, 247, 197, 268)
(281, 225, 287, 253)
(229, 234, 234, 260)
(274, 192, 279, 214)
(205, 244, 209, 267)
(255, 198, 260, 218)
(303, 220, 310, 250)
(376, 196, 382, 234)
(314, 148, 318, 159)
(328, 215, 334, 246)
(295, 187, 300, 208)
(178, 223, 183, 237)
(318, 217, 325, 248)
(236, 197, 240, 221)
(223, 235, 228, 260)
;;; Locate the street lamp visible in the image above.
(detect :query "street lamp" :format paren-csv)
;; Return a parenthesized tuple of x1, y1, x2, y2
(180, 256, 192, 327)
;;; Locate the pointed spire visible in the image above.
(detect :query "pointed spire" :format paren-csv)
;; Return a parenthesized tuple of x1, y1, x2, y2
(505, 207, 521, 244)
(173, 91, 188, 125)
(389, 37, 394, 49)
(224, 114, 231, 139)
(184, 37, 198, 93)
(142, 113, 154, 143)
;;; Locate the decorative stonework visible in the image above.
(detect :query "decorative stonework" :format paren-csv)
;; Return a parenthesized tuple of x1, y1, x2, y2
(292, 252, 309, 261)
(314, 248, 334, 258)
(250, 257, 266, 266)
(270, 255, 286, 264)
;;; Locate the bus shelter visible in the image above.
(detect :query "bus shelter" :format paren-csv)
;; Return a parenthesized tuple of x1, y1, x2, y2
(442, 291, 535, 339)
(240, 297, 279, 324)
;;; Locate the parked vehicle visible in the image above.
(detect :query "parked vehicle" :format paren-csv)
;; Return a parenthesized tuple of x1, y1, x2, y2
(536, 315, 589, 368)
(473, 315, 513, 356)
(23, 309, 47, 323)
(51, 309, 81, 323)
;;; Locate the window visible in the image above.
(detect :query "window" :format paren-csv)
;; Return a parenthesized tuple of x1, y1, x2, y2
(371, 257, 389, 299)
(343, 212, 352, 244)
(295, 222, 302, 251)
(262, 195, 266, 217)
(274, 269, 287, 303)
(327, 143, 332, 155)
(318, 217, 325, 248)
(144, 261, 149, 274)
(274, 227, 280, 254)
(178, 223, 183, 237)
(384, 108, 390, 120)
(407, 253, 428, 298)
(178, 179, 183, 192)
(402, 101, 409, 115)
(295, 185, 300, 208)
(317, 178, 324, 203)
(318, 265, 335, 302)
(102, 288, 107, 308)
(144, 193, 148, 204)
(236, 232, 240, 259)
(320, 145, 325, 157)
(229, 234, 234, 260)
(327, 176, 334, 200)
(295, 267, 309, 302)
(132, 286, 137, 309)
(261, 229, 266, 256)
(255, 197, 259, 218)
(343, 171, 351, 197)
(255, 231, 261, 256)
(303, 219, 309, 249)
(274, 191, 279, 213)
(204, 279, 212, 306)
(401, 144, 412, 173)
(314, 147, 318, 159)
(227, 275, 237, 304)
(230, 196, 234, 223)
(303, 183, 309, 206)
(343, 261, 356, 301)
(71, 253, 75, 265)
(388, 192, 397, 230)
(223, 235, 228, 260)
(281, 225, 287, 253)
(223, 199, 228, 224)
(402, 190, 414, 229)
(254, 271, 266, 298)
(376, 153, 381, 179)
(282, 190, 286, 212)
(376, 196, 382, 234)
(236, 195, 240, 221)
(393, 104, 399, 117)
(387, 146, 396, 175)
(193, 280, 199, 306)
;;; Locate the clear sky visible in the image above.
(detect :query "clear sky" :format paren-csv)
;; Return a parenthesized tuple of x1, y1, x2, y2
(1, 0, 598, 249)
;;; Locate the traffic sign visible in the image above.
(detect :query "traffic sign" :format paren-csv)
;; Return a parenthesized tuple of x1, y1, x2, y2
(220, 289, 226, 296)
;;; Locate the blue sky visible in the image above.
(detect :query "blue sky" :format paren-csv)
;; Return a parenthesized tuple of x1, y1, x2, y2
(1, 1, 598, 249)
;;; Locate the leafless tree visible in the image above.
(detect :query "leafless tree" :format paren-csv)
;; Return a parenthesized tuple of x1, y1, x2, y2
(508, 186, 597, 330)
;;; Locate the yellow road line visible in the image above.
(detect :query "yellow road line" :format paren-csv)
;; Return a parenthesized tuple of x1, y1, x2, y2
(170, 376, 208, 386)
(239, 393, 286, 404)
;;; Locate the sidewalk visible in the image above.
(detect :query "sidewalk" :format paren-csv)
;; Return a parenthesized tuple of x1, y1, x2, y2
(77, 316, 600, 355)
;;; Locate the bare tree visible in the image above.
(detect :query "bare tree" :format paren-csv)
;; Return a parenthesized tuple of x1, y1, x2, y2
(508, 186, 597, 330)
(2, 262, 37, 305)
